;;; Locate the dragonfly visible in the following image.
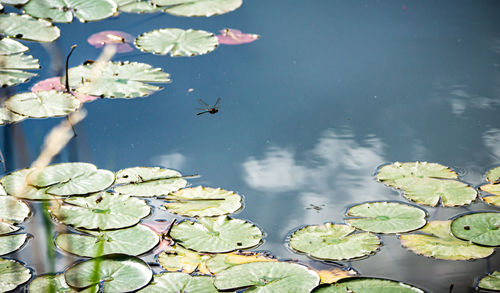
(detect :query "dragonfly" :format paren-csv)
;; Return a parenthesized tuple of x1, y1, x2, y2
(197, 98, 221, 115)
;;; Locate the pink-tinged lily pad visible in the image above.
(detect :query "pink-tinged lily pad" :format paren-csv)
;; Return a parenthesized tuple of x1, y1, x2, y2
(31, 77, 98, 103)
(88, 30, 134, 53)
(216, 29, 259, 45)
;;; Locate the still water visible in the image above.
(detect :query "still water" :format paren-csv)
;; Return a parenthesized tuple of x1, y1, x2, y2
(2, 1, 500, 292)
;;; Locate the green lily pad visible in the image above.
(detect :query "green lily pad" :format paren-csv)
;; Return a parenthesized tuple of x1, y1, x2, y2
(29, 273, 99, 293)
(400, 220, 494, 260)
(5, 91, 81, 118)
(289, 223, 380, 261)
(135, 28, 218, 57)
(214, 262, 320, 292)
(345, 201, 427, 234)
(313, 278, 424, 293)
(0, 233, 27, 255)
(163, 186, 242, 217)
(401, 177, 476, 207)
(152, 0, 242, 17)
(0, 257, 31, 292)
(0, 196, 30, 235)
(114, 167, 187, 197)
(0, 38, 28, 55)
(450, 212, 500, 246)
(0, 106, 26, 125)
(64, 254, 152, 292)
(0, 53, 39, 87)
(478, 271, 500, 291)
(50, 192, 151, 230)
(169, 216, 263, 253)
(27, 162, 97, 188)
(113, 0, 163, 13)
(23, 0, 117, 23)
(137, 272, 217, 293)
(56, 224, 159, 257)
(1, 0, 29, 4)
(487, 166, 500, 183)
(65, 61, 170, 98)
(377, 162, 457, 189)
(0, 168, 57, 200)
(0, 13, 60, 42)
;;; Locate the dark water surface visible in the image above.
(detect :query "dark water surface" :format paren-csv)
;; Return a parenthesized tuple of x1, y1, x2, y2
(3, 1, 500, 292)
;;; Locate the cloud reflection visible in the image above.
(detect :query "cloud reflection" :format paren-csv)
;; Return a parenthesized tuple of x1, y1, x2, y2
(154, 152, 187, 170)
(483, 128, 500, 159)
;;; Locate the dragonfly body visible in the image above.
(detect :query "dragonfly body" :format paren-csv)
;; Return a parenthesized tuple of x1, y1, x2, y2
(197, 98, 221, 115)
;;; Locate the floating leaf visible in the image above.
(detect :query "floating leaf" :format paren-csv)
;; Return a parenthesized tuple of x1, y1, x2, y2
(114, 167, 187, 197)
(65, 61, 170, 98)
(401, 177, 476, 206)
(486, 166, 500, 183)
(345, 201, 426, 234)
(137, 272, 217, 293)
(23, 0, 117, 23)
(0, 196, 30, 235)
(0, 13, 60, 42)
(65, 254, 152, 292)
(313, 278, 424, 293)
(31, 77, 99, 103)
(169, 216, 263, 253)
(29, 273, 99, 293)
(0, 53, 39, 87)
(0, 106, 25, 125)
(214, 262, 320, 292)
(5, 91, 81, 118)
(1, 0, 29, 4)
(0, 233, 27, 255)
(205, 251, 276, 274)
(88, 30, 134, 53)
(450, 212, 500, 246)
(0, 38, 28, 55)
(315, 268, 357, 284)
(152, 0, 242, 17)
(164, 186, 242, 217)
(56, 224, 159, 257)
(480, 183, 500, 207)
(400, 220, 494, 260)
(377, 162, 457, 189)
(0, 258, 31, 292)
(135, 28, 218, 57)
(216, 29, 259, 45)
(478, 271, 500, 291)
(158, 244, 211, 273)
(289, 223, 380, 261)
(113, 0, 163, 13)
(0, 168, 58, 200)
(51, 192, 151, 230)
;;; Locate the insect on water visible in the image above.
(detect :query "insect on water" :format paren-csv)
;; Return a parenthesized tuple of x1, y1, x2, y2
(197, 97, 221, 115)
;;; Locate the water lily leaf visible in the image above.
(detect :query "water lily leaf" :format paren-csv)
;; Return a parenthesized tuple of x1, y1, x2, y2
(480, 183, 500, 207)
(31, 77, 99, 103)
(158, 244, 212, 273)
(0, 53, 39, 87)
(377, 161, 457, 189)
(0, 168, 58, 200)
(450, 212, 500, 246)
(169, 216, 263, 253)
(0, 196, 30, 235)
(163, 186, 242, 217)
(5, 91, 81, 118)
(478, 271, 500, 291)
(29, 273, 99, 293)
(313, 278, 424, 293)
(23, 0, 117, 23)
(216, 28, 259, 45)
(1, 0, 28, 4)
(315, 268, 357, 284)
(486, 166, 500, 183)
(401, 177, 477, 206)
(205, 250, 277, 275)
(64, 254, 152, 292)
(65, 61, 170, 98)
(56, 224, 159, 257)
(88, 30, 134, 53)
(135, 28, 218, 57)
(137, 272, 217, 293)
(0, 233, 27, 255)
(0, 13, 60, 42)
(400, 220, 494, 260)
(51, 192, 151, 230)
(152, 0, 242, 17)
(113, 0, 163, 13)
(0, 106, 26, 125)
(27, 162, 97, 187)
(289, 223, 380, 261)
(214, 262, 320, 292)
(345, 201, 427, 234)
(0, 38, 28, 55)
(0, 258, 31, 292)
(114, 167, 187, 197)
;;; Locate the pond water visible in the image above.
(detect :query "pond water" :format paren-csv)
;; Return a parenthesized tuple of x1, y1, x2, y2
(2, 0, 500, 292)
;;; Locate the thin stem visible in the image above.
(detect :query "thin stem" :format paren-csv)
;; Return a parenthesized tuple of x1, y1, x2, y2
(65, 45, 77, 93)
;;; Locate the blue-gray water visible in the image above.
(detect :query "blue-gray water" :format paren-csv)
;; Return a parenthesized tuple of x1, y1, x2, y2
(2, 1, 500, 292)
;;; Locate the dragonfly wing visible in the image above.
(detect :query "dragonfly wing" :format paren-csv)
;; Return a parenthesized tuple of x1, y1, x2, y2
(198, 99, 210, 107)
(213, 97, 222, 107)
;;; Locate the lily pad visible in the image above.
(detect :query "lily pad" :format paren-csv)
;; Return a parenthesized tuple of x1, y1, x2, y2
(401, 177, 476, 207)
(377, 161, 457, 189)
(29, 273, 99, 293)
(204, 250, 277, 274)
(450, 212, 500, 246)
(0, 168, 57, 200)
(313, 278, 424, 293)
(214, 261, 320, 292)
(0, 13, 60, 42)
(400, 220, 494, 260)
(345, 201, 427, 234)
(169, 216, 263, 253)
(88, 30, 134, 53)
(480, 183, 500, 207)
(50, 192, 151, 230)
(23, 0, 117, 23)
(0, 233, 27, 255)
(152, 0, 242, 17)
(5, 91, 81, 118)
(0, 106, 25, 125)
(1, 0, 29, 4)
(113, 0, 163, 13)
(137, 272, 217, 293)
(135, 28, 218, 57)
(163, 186, 242, 217)
(216, 28, 260, 45)
(288, 223, 380, 261)
(56, 224, 159, 257)
(478, 271, 500, 291)
(0, 257, 31, 292)
(487, 166, 500, 183)
(64, 254, 152, 292)
(0, 38, 28, 55)
(65, 61, 171, 98)
(0, 53, 39, 87)
(158, 244, 212, 273)
(31, 77, 99, 103)
(114, 166, 187, 197)
(315, 268, 357, 284)
(0, 196, 30, 235)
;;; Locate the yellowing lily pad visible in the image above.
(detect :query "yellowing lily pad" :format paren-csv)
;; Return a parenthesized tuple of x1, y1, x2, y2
(450, 212, 500, 246)
(315, 267, 357, 284)
(313, 278, 425, 293)
(486, 166, 500, 183)
(0, 196, 30, 235)
(158, 244, 212, 274)
(480, 183, 500, 207)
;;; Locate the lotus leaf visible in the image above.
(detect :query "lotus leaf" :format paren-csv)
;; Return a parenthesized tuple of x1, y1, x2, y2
(0, 13, 60, 42)
(23, 0, 117, 23)
(56, 224, 159, 257)
(0, 168, 57, 200)
(135, 28, 218, 57)
(51, 192, 151, 230)
(401, 177, 476, 207)
(169, 216, 263, 253)
(5, 91, 81, 118)
(214, 261, 320, 292)
(0, 53, 39, 87)
(158, 244, 212, 273)
(0, 233, 27, 255)
(0, 106, 25, 125)
(0, 38, 28, 55)
(64, 254, 152, 292)
(289, 223, 380, 261)
(29, 273, 99, 293)
(113, 0, 163, 13)
(400, 220, 494, 260)
(0, 196, 30, 235)
(486, 166, 500, 183)
(478, 271, 500, 291)
(65, 61, 170, 98)
(137, 272, 217, 293)
(164, 186, 242, 217)
(313, 278, 424, 293)
(450, 212, 500, 246)
(152, 0, 242, 17)
(114, 167, 186, 197)
(0, 257, 31, 292)
(377, 162, 457, 189)
(345, 201, 427, 234)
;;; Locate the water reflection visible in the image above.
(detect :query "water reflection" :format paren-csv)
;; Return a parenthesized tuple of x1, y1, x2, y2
(154, 152, 187, 170)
